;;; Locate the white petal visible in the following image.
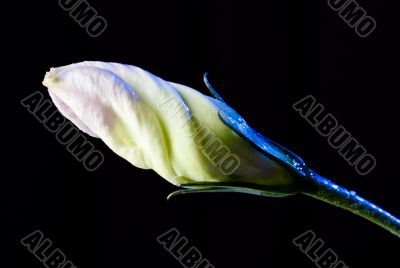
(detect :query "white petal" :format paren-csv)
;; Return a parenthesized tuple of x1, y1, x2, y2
(48, 90, 98, 138)
(43, 61, 296, 188)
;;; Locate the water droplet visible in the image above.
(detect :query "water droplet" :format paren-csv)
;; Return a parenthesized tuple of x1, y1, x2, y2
(356, 196, 364, 202)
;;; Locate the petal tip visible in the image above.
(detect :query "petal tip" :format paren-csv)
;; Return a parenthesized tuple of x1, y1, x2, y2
(42, 68, 60, 88)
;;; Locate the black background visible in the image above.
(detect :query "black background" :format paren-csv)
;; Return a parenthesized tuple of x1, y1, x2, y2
(3, 0, 399, 267)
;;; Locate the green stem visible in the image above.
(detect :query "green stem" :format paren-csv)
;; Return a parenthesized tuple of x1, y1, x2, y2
(303, 171, 400, 238)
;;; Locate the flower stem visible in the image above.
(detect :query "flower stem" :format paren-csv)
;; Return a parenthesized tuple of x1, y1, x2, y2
(303, 171, 400, 238)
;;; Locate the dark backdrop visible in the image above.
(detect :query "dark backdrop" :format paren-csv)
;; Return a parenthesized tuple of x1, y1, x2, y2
(2, 0, 399, 267)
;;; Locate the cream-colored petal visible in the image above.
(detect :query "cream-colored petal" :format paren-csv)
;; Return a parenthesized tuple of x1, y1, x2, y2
(43, 61, 296, 189)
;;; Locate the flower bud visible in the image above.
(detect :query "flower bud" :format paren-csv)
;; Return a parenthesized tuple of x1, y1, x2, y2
(43, 61, 301, 195)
